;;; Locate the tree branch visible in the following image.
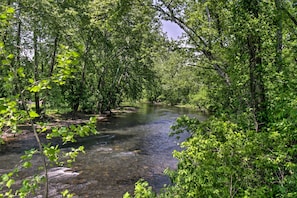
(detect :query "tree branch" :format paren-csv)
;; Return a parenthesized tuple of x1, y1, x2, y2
(282, 7, 297, 26)
(153, 1, 231, 86)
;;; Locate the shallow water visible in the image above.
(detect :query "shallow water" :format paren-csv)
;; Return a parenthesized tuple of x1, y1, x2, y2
(0, 104, 205, 197)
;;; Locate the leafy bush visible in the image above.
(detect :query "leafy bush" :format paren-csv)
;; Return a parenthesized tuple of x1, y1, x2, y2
(189, 86, 210, 111)
(127, 116, 297, 198)
(168, 117, 297, 197)
(123, 179, 156, 198)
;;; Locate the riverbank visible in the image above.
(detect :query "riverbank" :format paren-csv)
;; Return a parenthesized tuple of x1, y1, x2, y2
(0, 106, 139, 151)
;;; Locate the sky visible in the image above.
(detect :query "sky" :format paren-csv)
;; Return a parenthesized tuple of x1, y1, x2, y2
(161, 20, 184, 40)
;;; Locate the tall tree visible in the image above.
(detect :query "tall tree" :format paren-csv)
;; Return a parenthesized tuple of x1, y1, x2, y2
(275, 0, 283, 71)
(243, 0, 267, 131)
(152, 0, 275, 130)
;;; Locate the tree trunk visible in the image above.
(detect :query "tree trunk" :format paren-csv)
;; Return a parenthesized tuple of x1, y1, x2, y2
(14, 2, 22, 96)
(245, 0, 267, 131)
(275, 0, 283, 72)
(33, 28, 41, 114)
(49, 34, 59, 77)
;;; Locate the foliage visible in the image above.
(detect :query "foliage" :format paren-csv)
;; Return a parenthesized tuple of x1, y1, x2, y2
(164, 117, 297, 197)
(127, 0, 297, 197)
(123, 179, 156, 198)
(0, 0, 161, 114)
(0, 4, 98, 197)
(0, 0, 161, 196)
(153, 49, 200, 105)
(127, 116, 297, 197)
(2, 0, 297, 197)
(76, 0, 163, 106)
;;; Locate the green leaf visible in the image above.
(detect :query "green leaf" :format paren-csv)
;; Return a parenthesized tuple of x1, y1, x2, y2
(2, 59, 9, 65)
(29, 111, 39, 118)
(0, 13, 7, 20)
(30, 86, 41, 93)
(123, 192, 131, 198)
(61, 189, 69, 197)
(6, 179, 15, 188)
(1, 174, 9, 182)
(17, 67, 25, 78)
(6, 7, 15, 14)
(0, 104, 6, 113)
(22, 161, 32, 168)
(7, 54, 14, 59)
(28, 78, 34, 84)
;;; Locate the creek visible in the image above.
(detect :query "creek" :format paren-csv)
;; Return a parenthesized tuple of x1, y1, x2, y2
(0, 104, 205, 197)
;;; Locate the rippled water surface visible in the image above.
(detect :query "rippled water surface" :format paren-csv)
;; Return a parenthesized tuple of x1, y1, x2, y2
(0, 104, 205, 197)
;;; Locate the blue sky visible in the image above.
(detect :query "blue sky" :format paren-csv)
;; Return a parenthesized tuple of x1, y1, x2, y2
(162, 20, 184, 40)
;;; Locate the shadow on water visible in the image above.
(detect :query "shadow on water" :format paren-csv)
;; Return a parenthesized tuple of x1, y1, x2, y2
(0, 104, 205, 197)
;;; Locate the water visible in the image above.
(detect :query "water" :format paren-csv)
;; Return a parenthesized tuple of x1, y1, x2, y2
(0, 104, 205, 197)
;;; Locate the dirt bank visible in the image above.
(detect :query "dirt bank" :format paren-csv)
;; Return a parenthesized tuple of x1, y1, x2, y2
(0, 106, 139, 154)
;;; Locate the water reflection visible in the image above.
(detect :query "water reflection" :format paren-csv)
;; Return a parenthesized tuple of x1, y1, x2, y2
(0, 104, 204, 197)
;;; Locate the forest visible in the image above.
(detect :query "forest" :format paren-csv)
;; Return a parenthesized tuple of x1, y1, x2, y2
(1, 0, 297, 197)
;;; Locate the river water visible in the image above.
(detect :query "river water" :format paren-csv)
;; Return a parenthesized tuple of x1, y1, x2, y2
(0, 104, 204, 198)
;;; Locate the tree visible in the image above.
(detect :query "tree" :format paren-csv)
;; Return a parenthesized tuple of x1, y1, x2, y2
(0, 3, 97, 197)
(127, 0, 297, 197)
(151, 0, 279, 130)
(85, 0, 161, 112)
